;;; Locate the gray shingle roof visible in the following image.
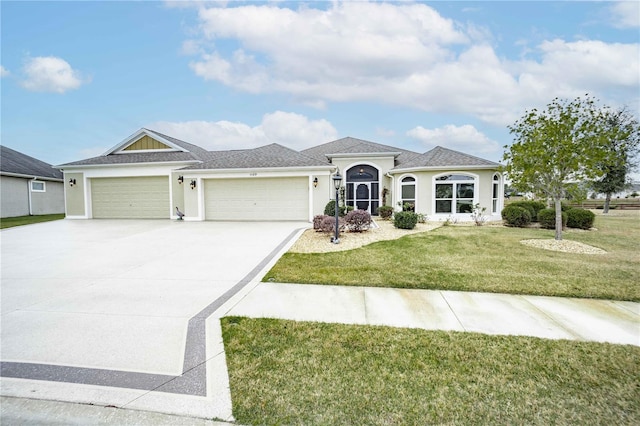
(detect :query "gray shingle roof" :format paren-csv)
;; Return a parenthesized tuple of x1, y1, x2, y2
(395, 146, 501, 169)
(1, 145, 63, 180)
(183, 143, 330, 170)
(58, 151, 202, 167)
(58, 129, 210, 167)
(301, 137, 421, 166)
(56, 129, 499, 171)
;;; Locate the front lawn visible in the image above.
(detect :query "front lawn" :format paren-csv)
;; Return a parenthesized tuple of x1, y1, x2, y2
(264, 212, 640, 301)
(0, 214, 65, 229)
(222, 317, 640, 425)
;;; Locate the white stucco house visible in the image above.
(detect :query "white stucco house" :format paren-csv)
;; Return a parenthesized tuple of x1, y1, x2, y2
(1, 145, 65, 218)
(57, 128, 504, 222)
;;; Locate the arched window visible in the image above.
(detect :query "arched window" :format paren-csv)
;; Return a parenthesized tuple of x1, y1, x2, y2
(400, 176, 416, 211)
(434, 174, 476, 214)
(492, 174, 500, 214)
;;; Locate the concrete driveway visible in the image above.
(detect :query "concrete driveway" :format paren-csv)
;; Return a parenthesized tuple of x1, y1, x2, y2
(0, 219, 307, 421)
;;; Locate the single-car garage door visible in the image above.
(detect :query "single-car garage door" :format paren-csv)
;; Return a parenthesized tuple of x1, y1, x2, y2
(91, 176, 169, 219)
(205, 177, 308, 221)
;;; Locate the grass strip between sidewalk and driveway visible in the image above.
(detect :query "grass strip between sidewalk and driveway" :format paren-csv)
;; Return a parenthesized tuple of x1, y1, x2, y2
(0, 214, 65, 229)
(263, 213, 639, 301)
(222, 317, 640, 425)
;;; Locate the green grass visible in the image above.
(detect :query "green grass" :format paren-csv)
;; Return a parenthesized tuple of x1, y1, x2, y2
(0, 214, 65, 229)
(222, 317, 640, 425)
(264, 213, 640, 301)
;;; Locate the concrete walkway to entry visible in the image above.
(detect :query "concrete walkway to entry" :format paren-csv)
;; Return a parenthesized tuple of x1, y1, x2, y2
(225, 282, 640, 346)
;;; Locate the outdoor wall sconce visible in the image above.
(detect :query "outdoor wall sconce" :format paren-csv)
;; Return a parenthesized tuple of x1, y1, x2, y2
(190, 179, 197, 190)
(177, 175, 184, 184)
(313, 177, 318, 188)
(69, 178, 76, 187)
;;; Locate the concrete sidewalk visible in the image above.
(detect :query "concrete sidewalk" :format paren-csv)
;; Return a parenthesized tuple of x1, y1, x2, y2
(225, 282, 640, 346)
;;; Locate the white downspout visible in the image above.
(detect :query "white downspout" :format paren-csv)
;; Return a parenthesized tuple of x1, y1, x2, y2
(28, 177, 36, 215)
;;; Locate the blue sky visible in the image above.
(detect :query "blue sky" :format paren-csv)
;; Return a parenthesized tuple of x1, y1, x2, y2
(1, 1, 638, 169)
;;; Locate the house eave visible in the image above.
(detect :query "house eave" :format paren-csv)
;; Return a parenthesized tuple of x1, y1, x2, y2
(326, 152, 401, 159)
(181, 165, 336, 174)
(391, 164, 501, 173)
(0, 172, 63, 182)
(57, 160, 201, 170)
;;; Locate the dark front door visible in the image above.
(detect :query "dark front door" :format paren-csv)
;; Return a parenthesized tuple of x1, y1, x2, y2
(356, 183, 370, 211)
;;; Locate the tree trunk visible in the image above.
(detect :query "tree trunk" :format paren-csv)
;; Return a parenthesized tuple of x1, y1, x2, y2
(603, 193, 611, 214)
(554, 198, 563, 241)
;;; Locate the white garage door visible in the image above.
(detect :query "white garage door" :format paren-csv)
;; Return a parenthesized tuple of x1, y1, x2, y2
(205, 177, 308, 221)
(91, 176, 169, 219)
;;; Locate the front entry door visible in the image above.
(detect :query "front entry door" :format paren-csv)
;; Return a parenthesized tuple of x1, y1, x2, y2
(355, 183, 370, 212)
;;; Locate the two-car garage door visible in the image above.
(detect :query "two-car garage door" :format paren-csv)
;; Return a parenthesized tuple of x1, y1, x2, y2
(205, 177, 308, 221)
(91, 176, 169, 219)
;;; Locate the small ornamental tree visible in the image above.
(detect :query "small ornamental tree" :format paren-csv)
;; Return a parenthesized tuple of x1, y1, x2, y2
(503, 95, 614, 240)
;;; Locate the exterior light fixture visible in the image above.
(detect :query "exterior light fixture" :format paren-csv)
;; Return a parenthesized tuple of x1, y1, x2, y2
(313, 177, 318, 188)
(331, 170, 342, 244)
(69, 178, 76, 187)
(190, 179, 196, 190)
(177, 175, 184, 184)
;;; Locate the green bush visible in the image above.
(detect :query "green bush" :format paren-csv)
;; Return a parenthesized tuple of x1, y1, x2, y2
(393, 211, 419, 229)
(324, 201, 353, 217)
(566, 208, 595, 230)
(377, 205, 393, 220)
(537, 208, 568, 229)
(508, 201, 546, 222)
(501, 205, 531, 227)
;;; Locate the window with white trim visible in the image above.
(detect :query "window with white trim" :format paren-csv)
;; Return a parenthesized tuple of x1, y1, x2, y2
(492, 174, 500, 213)
(400, 176, 416, 211)
(434, 174, 475, 214)
(30, 181, 45, 192)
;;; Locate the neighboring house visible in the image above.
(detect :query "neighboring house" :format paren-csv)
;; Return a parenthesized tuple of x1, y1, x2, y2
(1, 146, 65, 218)
(57, 128, 503, 222)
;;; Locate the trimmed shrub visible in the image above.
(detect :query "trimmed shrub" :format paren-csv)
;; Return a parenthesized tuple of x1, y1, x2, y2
(313, 215, 327, 231)
(501, 205, 531, 227)
(566, 208, 595, 230)
(319, 215, 346, 234)
(508, 201, 546, 222)
(537, 208, 568, 229)
(324, 201, 353, 217)
(393, 211, 419, 229)
(345, 209, 372, 232)
(378, 205, 393, 220)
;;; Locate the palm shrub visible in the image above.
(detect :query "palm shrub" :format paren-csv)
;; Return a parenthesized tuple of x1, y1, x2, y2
(345, 209, 372, 232)
(501, 205, 531, 227)
(566, 208, 595, 229)
(377, 205, 393, 220)
(538, 208, 568, 229)
(393, 211, 418, 229)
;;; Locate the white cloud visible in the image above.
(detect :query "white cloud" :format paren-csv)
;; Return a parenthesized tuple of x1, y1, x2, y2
(609, 1, 640, 29)
(149, 111, 338, 151)
(0, 66, 9, 77)
(185, 2, 639, 126)
(20, 56, 88, 93)
(407, 124, 501, 155)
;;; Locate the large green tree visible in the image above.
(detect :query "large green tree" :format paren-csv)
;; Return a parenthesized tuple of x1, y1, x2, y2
(503, 95, 613, 240)
(590, 108, 640, 213)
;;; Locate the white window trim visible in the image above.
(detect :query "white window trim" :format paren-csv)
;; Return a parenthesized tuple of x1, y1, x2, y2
(432, 172, 478, 216)
(492, 173, 501, 214)
(30, 180, 46, 192)
(399, 173, 417, 211)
